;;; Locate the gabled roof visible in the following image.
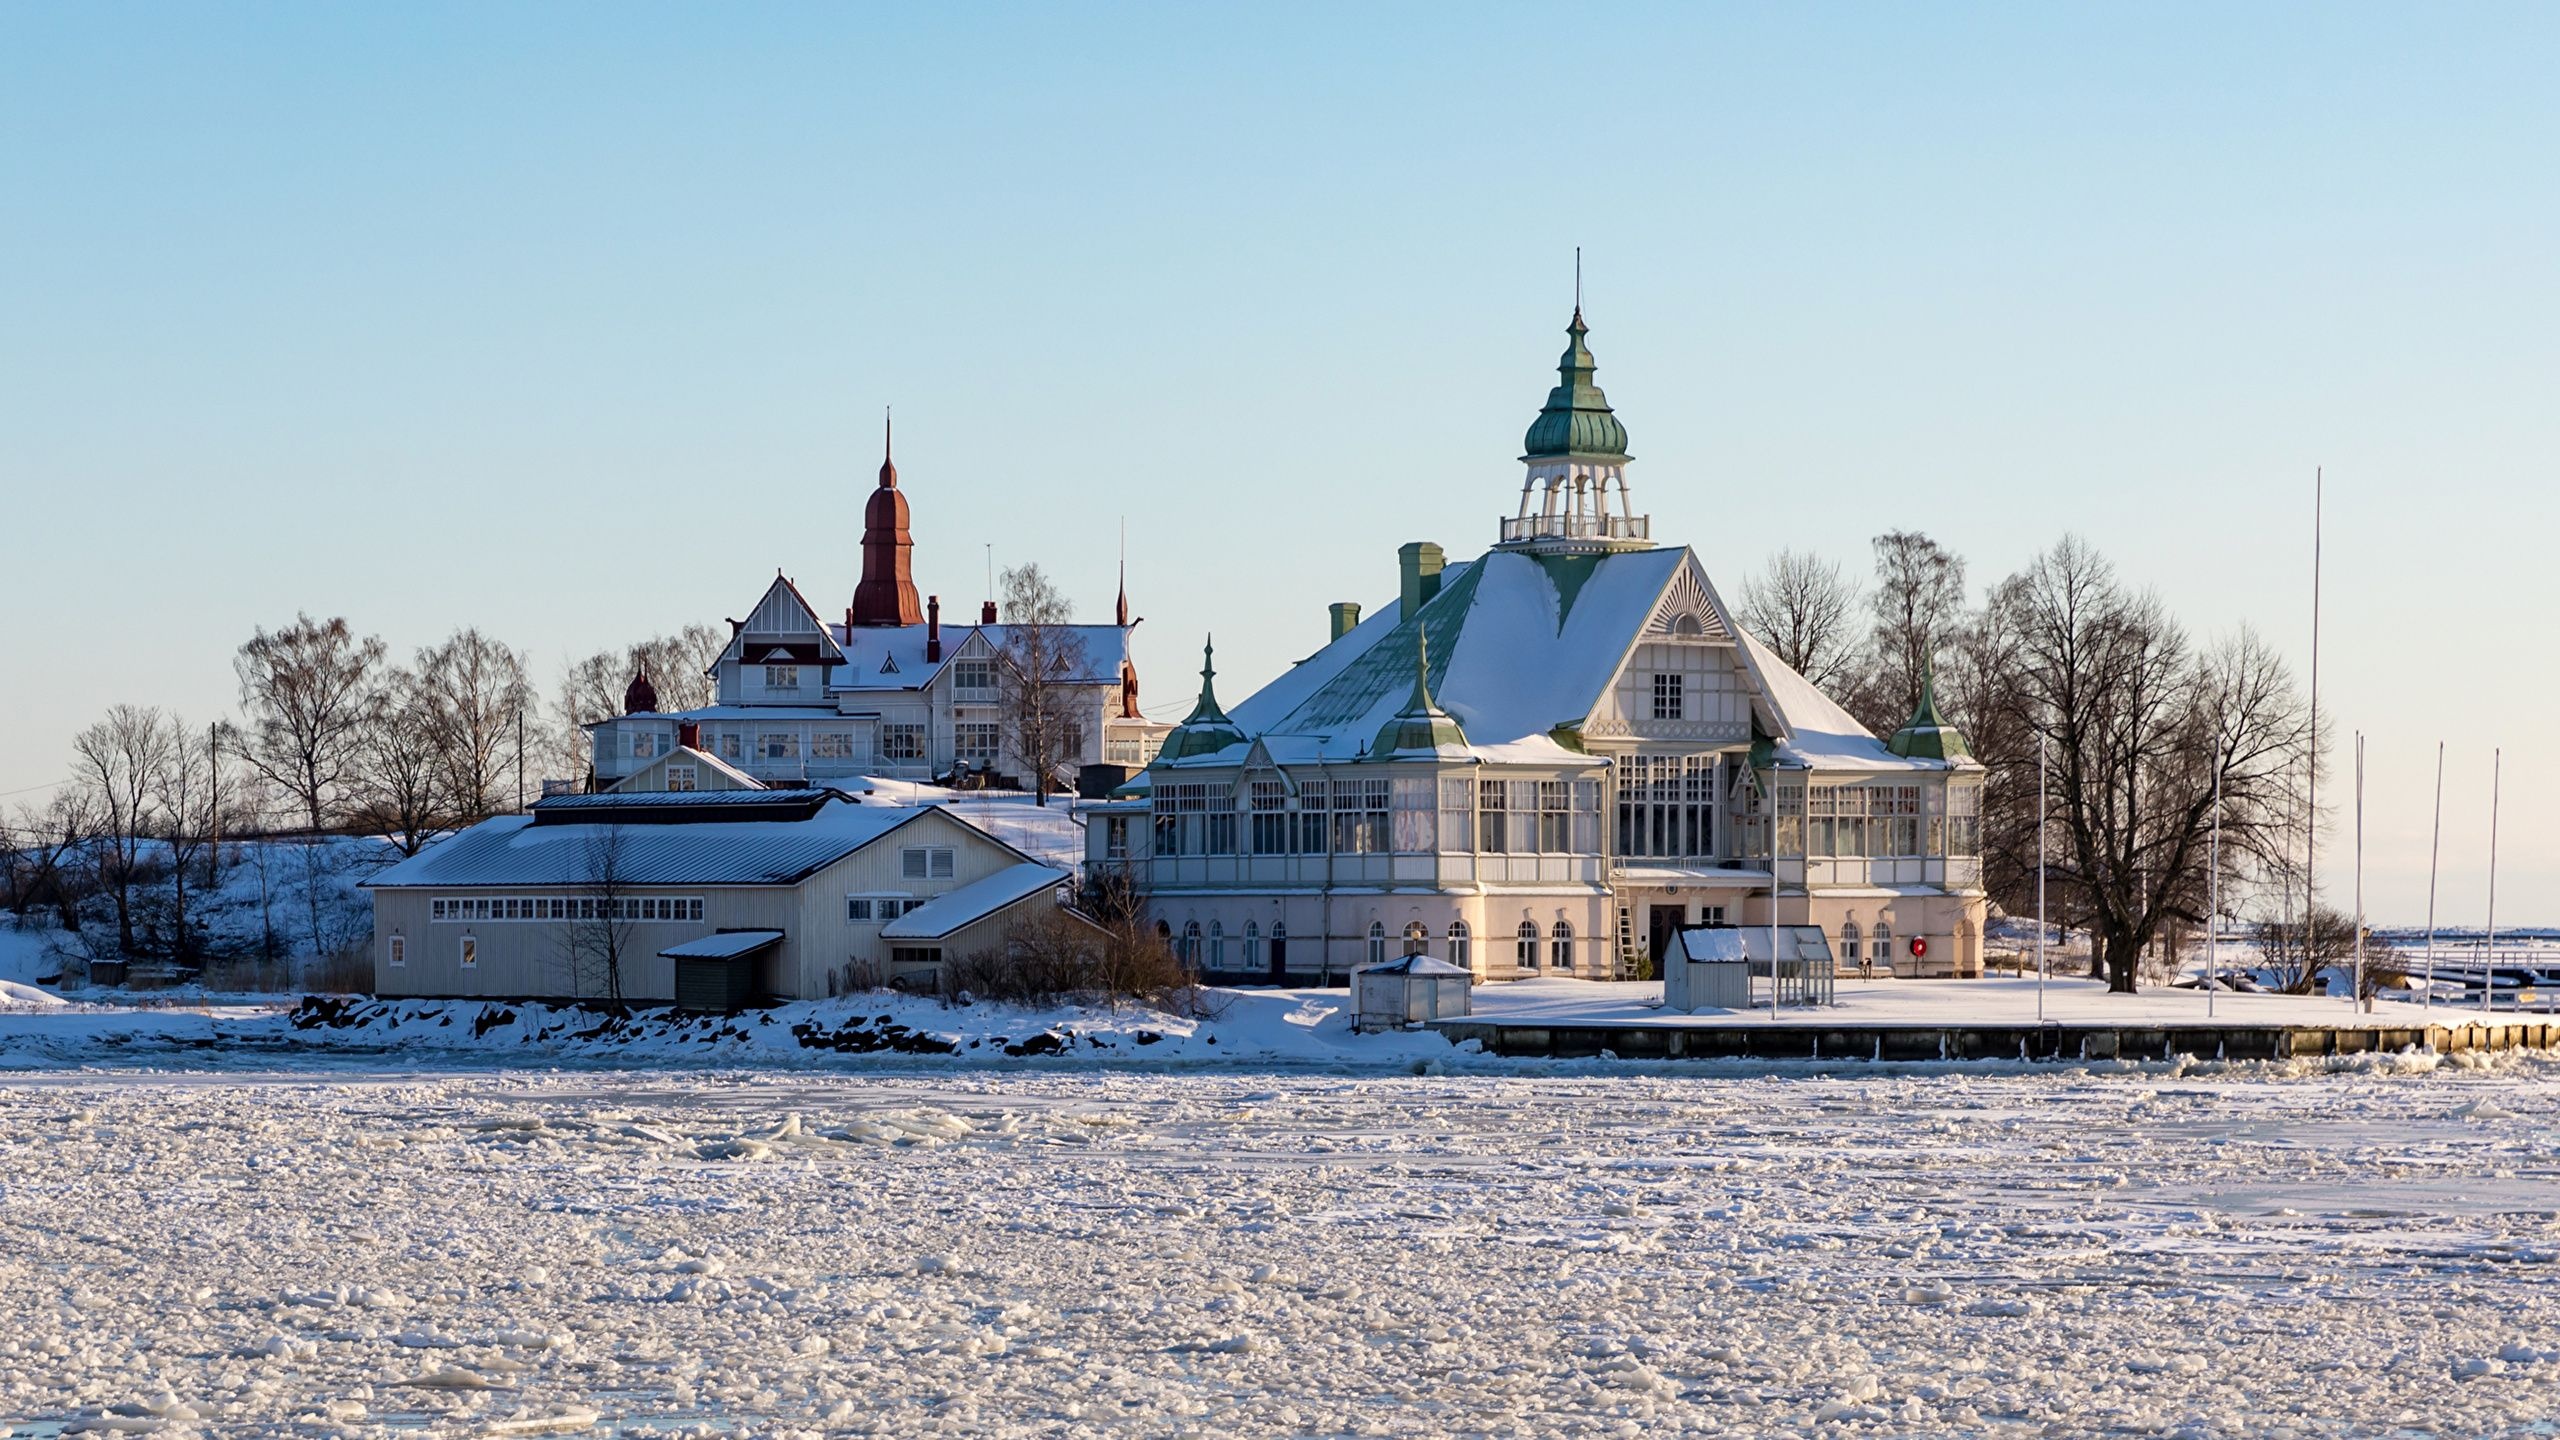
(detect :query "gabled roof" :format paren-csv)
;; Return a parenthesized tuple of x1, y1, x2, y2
(879, 862, 1070, 940)
(715, 573, 848, 672)
(1204, 547, 1692, 766)
(611, 746, 765, 794)
(1153, 543, 1951, 775)
(822, 621, 1135, 694)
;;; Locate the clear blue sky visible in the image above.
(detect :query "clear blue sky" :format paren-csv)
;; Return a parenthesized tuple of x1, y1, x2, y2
(4, 3, 2553, 922)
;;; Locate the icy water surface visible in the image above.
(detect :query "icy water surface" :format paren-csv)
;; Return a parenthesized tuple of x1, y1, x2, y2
(2, 1062, 2557, 1437)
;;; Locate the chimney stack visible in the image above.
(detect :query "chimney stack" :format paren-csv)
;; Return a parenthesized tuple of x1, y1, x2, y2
(1398, 541, 1445, 622)
(677, 720, 702, 751)
(926, 595, 942, 663)
(981, 599, 998, 625)
(1329, 602, 1362, 642)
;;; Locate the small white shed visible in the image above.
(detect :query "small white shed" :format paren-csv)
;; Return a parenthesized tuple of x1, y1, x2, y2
(1662, 927, 1751, 1011)
(1663, 925, 1839, 1012)
(1353, 954, 1475, 1032)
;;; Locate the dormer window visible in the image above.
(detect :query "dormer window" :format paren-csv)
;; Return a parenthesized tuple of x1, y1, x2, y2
(764, 665, 801, 691)
(952, 658, 995, 694)
(666, 763, 698, 792)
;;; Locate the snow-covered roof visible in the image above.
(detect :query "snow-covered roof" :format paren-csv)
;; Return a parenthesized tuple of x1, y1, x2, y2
(1731, 630, 1943, 772)
(1192, 548, 1691, 768)
(1145, 542, 1955, 777)
(1355, 954, 1475, 977)
(879, 863, 1070, 940)
(612, 746, 765, 793)
(825, 622, 1135, 694)
(367, 797, 950, 890)
(659, 930, 784, 960)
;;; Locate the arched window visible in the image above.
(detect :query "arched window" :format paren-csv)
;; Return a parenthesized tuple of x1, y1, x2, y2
(1871, 920, 1891, 965)
(1551, 920, 1574, 972)
(1209, 920, 1225, 970)
(1448, 920, 1471, 971)
(1243, 921, 1261, 970)
(1517, 920, 1541, 969)
(1403, 920, 1427, 956)
(1367, 920, 1387, 967)
(1840, 919, 1862, 967)
(1182, 920, 1202, 966)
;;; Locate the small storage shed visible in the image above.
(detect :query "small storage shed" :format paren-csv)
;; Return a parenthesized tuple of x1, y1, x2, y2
(1663, 925, 1838, 1012)
(662, 930, 783, 1012)
(1353, 954, 1474, 1032)
(1662, 927, 1750, 1011)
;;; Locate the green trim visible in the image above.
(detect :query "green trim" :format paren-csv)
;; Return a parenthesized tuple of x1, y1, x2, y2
(1884, 664, 1971, 761)
(1534, 553, 1602, 629)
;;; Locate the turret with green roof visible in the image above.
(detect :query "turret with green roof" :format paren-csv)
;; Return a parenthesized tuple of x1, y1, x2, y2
(1885, 666, 1971, 762)
(1154, 636, 1248, 763)
(1367, 625, 1470, 760)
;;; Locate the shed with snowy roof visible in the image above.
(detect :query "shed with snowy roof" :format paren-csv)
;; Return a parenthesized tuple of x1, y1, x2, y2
(1353, 953, 1475, 1032)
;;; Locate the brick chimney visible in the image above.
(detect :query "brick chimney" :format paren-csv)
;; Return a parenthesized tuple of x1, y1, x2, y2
(981, 600, 998, 625)
(926, 595, 943, 663)
(677, 720, 702, 751)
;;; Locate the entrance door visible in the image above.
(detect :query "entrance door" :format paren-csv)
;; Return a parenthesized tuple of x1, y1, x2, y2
(1648, 904, 1685, 970)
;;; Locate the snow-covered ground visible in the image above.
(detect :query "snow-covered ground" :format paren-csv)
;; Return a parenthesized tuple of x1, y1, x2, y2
(1501, 973, 2560, 1028)
(2, 1060, 2556, 1437)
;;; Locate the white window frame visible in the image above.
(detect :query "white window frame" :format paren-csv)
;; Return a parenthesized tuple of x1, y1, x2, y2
(387, 935, 406, 969)
(846, 893, 917, 923)
(458, 935, 477, 969)
(665, 763, 698, 792)
(764, 664, 802, 691)
(901, 846, 956, 881)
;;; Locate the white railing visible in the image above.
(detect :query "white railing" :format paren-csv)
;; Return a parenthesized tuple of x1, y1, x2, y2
(1499, 513, 1651, 544)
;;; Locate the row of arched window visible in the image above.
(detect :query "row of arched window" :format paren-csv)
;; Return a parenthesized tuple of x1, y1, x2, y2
(1838, 918, 1890, 965)
(1168, 917, 1587, 972)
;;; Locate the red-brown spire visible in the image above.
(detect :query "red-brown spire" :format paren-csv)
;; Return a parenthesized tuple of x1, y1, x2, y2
(851, 409, 923, 627)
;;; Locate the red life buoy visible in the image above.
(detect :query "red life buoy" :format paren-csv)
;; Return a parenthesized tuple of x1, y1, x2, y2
(1910, 936, 1928, 958)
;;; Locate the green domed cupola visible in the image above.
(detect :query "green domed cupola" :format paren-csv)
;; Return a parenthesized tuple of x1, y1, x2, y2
(1521, 309, 1630, 462)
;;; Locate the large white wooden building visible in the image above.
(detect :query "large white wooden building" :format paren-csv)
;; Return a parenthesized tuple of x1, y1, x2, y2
(588, 433, 1169, 791)
(367, 789, 1076, 1003)
(1086, 308, 1988, 983)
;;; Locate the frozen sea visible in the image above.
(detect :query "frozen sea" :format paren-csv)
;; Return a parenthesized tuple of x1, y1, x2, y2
(4, 1060, 2558, 1438)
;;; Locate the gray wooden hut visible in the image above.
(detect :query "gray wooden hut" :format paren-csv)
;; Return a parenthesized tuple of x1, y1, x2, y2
(1353, 954, 1474, 1032)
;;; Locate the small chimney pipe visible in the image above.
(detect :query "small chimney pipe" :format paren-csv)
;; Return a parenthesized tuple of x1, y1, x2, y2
(1329, 602, 1362, 642)
(926, 595, 943, 663)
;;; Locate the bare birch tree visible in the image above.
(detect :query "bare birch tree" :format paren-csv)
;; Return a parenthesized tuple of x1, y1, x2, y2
(420, 627, 532, 820)
(1735, 549, 1861, 691)
(350, 669, 453, 856)
(560, 820, 636, 1005)
(151, 719, 223, 966)
(234, 614, 384, 833)
(72, 705, 175, 957)
(1858, 531, 1968, 734)
(994, 564, 1090, 806)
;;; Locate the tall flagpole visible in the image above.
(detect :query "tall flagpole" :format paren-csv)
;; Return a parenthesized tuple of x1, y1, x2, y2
(2352, 732, 2367, 1013)
(2304, 468, 2324, 1002)
(2482, 748, 2501, 1014)
(2206, 763, 2221, 1020)
(2423, 742, 2443, 1010)
(2037, 733, 2048, 1027)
